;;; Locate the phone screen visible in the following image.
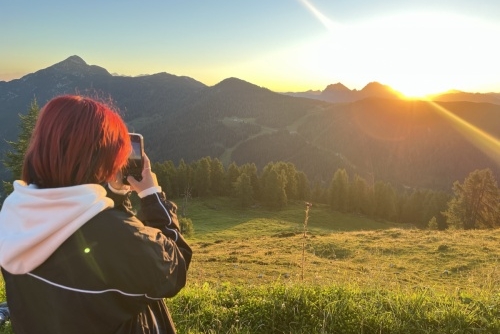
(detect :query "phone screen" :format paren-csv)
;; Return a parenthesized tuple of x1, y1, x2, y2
(123, 133, 144, 184)
(129, 140, 142, 167)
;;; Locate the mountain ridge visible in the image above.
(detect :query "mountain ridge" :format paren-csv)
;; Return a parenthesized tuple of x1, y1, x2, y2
(4, 56, 498, 105)
(285, 83, 500, 105)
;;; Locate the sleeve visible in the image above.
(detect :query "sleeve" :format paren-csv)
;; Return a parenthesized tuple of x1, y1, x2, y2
(102, 186, 192, 297)
(137, 192, 192, 270)
(123, 218, 190, 299)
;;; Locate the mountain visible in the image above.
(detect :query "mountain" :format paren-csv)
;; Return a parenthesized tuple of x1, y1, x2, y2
(0, 55, 206, 150)
(1, 56, 500, 193)
(285, 82, 403, 103)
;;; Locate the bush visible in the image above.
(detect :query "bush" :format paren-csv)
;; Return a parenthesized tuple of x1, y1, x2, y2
(428, 216, 438, 230)
(179, 217, 194, 237)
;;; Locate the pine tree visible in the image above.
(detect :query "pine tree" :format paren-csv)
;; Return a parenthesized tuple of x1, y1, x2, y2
(350, 174, 372, 215)
(2, 99, 40, 198)
(443, 168, 500, 229)
(210, 158, 225, 196)
(153, 160, 177, 197)
(177, 159, 193, 199)
(373, 181, 397, 221)
(262, 168, 287, 208)
(296, 171, 311, 201)
(329, 169, 349, 212)
(225, 162, 241, 195)
(192, 157, 211, 197)
(273, 162, 298, 200)
(233, 172, 254, 207)
(240, 163, 260, 199)
(427, 216, 439, 230)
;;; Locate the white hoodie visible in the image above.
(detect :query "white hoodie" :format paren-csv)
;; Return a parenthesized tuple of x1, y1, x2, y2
(0, 181, 114, 275)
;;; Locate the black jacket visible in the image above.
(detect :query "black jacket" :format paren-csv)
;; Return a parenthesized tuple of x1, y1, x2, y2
(0, 182, 191, 334)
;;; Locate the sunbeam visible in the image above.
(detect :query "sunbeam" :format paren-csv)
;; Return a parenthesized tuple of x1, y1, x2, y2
(427, 100, 500, 166)
(297, 0, 341, 32)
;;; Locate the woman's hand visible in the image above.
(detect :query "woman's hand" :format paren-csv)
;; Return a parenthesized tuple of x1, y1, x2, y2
(126, 154, 159, 194)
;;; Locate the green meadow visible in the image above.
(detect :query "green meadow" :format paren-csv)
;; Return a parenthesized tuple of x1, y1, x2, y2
(2, 198, 500, 333)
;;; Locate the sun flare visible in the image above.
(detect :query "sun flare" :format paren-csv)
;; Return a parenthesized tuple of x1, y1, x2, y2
(391, 80, 448, 99)
(393, 86, 433, 99)
(294, 1, 500, 95)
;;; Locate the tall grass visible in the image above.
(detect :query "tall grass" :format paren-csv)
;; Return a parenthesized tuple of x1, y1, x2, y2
(168, 282, 500, 333)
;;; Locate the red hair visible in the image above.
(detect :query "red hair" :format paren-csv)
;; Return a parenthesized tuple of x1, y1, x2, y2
(22, 95, 131, 188)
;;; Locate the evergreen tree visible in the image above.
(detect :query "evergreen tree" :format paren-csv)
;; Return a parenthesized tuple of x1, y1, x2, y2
(373, 181, 397, 221)
(210, 158, 225, 196)
(2, 99, 40, 198)
(153, 160, 177, 198)
(225, 162, 241, 195)
(296, 171, 311, 201)
(240, 163, 260, 199)
(153, 162, 169, 193)
(192, 157, 211, 197)
(443, 168, 500, 229)
(177, 159, 193, 199)
(427, 216, 439, 230)
(262, 168, 287, 208)
(329, 169, 349, 212)
(259, 162, 274, 201)
(273, 162, 298, 200)
(350, 174, 372, 215)
(233, 172, 254, 207)
(165, 160, 179, 197)
(260, 162, 275, 184)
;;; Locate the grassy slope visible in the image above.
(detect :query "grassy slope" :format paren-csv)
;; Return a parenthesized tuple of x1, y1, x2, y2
(185, 197, 500, 296)
(2, 197, 500, 333)
(169, 197, 500, 333)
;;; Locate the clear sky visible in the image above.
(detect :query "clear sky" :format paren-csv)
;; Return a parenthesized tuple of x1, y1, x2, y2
(2, 0, 500, 97)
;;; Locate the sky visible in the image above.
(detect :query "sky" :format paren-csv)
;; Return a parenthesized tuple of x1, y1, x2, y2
(2, 0, 500, 97)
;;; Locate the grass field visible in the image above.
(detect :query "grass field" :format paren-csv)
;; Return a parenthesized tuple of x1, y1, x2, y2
(2, 197, 500, 333)
(185, 198, 500, 294)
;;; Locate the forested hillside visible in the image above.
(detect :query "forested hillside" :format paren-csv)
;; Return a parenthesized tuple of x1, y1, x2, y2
(2, 56, 500, 193)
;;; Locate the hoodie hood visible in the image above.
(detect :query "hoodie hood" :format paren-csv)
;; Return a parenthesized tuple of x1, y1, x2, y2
(0, 181, 114, 274)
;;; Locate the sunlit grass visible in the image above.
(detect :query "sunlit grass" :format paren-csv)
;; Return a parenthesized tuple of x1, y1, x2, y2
(168, 282, 500, 333)
(179, 198, 500, 297)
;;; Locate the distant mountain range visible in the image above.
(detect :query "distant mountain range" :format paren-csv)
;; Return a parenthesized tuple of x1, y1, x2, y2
(285, 82, 500, 105)
(1, 55, 500, 192)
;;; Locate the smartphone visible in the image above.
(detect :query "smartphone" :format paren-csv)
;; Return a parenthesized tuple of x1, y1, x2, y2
(122, 133, 144, 185)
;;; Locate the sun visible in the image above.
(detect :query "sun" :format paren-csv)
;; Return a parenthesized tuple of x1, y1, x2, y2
(386, 63, 466, 98)
(391, 80, 448, 99)
(393, 84, 433, 99)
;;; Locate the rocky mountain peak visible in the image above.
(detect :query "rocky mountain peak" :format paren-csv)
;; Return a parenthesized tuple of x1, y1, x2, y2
(324, 82, 350, 92)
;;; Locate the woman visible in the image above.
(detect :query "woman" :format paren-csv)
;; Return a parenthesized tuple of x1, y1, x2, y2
(0, 95, 192, 333)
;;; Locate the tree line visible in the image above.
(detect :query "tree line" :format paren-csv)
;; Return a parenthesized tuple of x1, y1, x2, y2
(151, 156, 448, 227)
(153, 157, 500, 230)
(2, 100, 500, 231)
